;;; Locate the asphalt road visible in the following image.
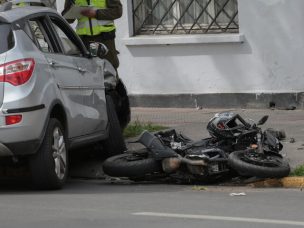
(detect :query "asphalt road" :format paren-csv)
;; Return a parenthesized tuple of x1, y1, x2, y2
(0, 178, 303, 228)
(1, 108, 304, 228)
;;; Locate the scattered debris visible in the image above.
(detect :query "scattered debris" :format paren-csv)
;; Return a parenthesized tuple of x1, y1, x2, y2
(269, 101, 276, 109)
(268, 102, 296, 110)
(248, 178, 282, 188)
(285, 105, 296, 110)
(230, 192, 246, 196)
(242, 176, 265, 184)
(192, 186, 208, 191)
(290, 138, 296, 143)
(248, 177, 304, 189)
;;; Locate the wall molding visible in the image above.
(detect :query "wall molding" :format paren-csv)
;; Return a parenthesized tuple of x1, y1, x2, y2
(129, 93, 304, 109)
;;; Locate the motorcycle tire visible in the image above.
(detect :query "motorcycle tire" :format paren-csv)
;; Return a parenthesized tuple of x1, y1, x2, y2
(228, 150, 290, 178)
(103, 152, 162, 178)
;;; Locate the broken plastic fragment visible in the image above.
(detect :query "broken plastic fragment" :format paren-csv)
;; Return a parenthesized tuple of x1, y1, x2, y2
(230, 192, 246, 196)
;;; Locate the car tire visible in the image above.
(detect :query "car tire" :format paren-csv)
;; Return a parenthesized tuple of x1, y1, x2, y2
(29, 118, 68, 190)
(103, 95, 126, 157)
(107, 79, 131, 130)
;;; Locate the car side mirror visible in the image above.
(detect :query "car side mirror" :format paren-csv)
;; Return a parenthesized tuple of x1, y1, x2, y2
(89, 42, 109, 58)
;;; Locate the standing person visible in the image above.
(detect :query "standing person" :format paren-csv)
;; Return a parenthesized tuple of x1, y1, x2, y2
(62, 0, 122, 70)
(62, 0, 130, 130)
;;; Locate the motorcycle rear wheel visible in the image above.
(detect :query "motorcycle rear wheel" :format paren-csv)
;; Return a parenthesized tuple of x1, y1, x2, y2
(103, 152, 162, 178)
(228, 150, 290, 178)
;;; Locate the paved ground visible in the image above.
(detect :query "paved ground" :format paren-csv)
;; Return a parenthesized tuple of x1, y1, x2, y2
(70, 107, 304, 179)
(0, 178, 304, 228)
(1, 108, 304, 228)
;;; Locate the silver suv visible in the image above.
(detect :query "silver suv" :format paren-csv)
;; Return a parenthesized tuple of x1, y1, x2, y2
(0, 3, 130, 189)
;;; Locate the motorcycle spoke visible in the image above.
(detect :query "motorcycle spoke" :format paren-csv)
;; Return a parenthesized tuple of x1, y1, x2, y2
(241, 152, 282, 167)
(265, 156, 283, 166)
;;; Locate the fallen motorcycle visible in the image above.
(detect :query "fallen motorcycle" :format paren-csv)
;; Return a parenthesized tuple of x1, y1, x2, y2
(103, 112, 290, 183)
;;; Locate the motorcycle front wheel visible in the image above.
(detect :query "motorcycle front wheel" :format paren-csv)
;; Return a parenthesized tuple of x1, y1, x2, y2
(228, 150, 290, 178)
(103, 152, 162, 178)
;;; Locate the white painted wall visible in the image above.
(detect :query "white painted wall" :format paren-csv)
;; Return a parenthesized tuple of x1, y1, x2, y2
(115, 0, 304, 95)
(57, 0, 304, 96)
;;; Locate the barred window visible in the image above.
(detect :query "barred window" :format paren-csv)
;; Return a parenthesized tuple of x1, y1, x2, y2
(132, 0, 239, 35)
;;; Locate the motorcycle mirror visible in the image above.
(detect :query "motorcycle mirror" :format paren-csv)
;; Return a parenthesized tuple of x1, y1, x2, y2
(257, 115, 269, 125)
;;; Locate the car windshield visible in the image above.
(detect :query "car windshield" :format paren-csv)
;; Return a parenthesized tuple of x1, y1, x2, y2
(0, 23, 14, 54)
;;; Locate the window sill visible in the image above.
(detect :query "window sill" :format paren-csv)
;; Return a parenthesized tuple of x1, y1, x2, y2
(122, 34, 244, 46)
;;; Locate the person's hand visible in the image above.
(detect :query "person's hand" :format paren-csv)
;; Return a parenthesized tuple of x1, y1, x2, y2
(81, 9, 97, 18)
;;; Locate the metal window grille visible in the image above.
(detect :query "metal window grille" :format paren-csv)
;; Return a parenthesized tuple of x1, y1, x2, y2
(132, 0, 239, 35)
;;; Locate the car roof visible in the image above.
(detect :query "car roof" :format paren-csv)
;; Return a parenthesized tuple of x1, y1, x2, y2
(0, 6, 58, 23)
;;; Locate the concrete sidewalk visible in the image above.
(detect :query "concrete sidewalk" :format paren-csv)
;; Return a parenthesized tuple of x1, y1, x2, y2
(131, 107, 304, 169)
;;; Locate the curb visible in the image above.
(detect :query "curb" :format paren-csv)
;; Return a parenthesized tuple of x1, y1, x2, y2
(248, 177, 304, 188)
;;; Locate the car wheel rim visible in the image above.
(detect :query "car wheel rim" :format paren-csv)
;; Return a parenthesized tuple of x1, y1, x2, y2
(52, 127, 67, 180)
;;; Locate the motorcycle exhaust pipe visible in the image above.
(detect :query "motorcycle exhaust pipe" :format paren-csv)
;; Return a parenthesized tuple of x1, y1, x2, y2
(162, 158, 182, 173)
(180, 157, 207, 166)
(162, 157, 207, 173)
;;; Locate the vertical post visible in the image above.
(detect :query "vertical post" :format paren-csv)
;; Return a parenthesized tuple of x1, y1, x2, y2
(126, 0, 134, 37)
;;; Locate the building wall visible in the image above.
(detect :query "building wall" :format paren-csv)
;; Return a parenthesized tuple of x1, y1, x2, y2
(58, 0, 304, 108)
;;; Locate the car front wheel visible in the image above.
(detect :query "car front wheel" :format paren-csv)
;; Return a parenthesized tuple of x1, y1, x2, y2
(103, 95, 126, 157)
(29, 118, 68, 190)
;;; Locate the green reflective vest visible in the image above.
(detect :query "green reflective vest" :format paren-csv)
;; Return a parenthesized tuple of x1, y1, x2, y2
(15, 2, 29, 7)
(75, 0, 115, 36)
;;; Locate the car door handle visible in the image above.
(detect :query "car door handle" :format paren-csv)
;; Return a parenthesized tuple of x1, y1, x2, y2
(48, 60, 80, 72)
(78, 67, 87, 73)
